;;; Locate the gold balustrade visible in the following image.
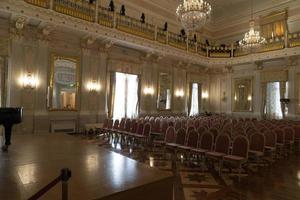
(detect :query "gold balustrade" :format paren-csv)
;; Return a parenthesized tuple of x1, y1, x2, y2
(168, 32, 186, 50)
(197, 44, 207, 57)
(156, 28, 167, 44)
(258, 37, 285, 53)
(22, 0, 300, 58)
(98, 7, 114, 28)
(53, 0, 95, 22)
(188, 39, 197, 53)
(209, 46, 231, 58)
(24, 0, 50, 8)
(234, 47, 250, 57)
(116, 15, 155, 40)
(289, 32, 300, 47)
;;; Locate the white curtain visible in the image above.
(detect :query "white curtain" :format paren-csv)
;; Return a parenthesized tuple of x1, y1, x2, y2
(266, 82, 282, 119)
(189, 83, 199, 116)
(126, 73, 139, 119)
(113, 72, 139, 120)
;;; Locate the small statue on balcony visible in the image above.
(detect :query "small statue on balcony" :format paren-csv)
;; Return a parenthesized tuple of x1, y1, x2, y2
(120, 5, 126, 16)
(193, 34, 197, 42)
(109, 0, 115, 12)
(163, 22, 168, 31)
(141, 13, 145, 24)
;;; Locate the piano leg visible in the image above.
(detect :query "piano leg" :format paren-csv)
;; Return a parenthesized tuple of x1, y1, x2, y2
(2, 124, 12, 152)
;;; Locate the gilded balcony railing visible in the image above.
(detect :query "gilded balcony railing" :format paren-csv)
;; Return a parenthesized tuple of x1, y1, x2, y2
(234, 47, 250, 57)
(197, 44, 207, 57)
(188, 39, 197, 53)
(289, 32, 300, 48)
(116, 15, 155, 40)
(24, 0, 50, 8)
(53, 0, 95, 22)
(22, 0, 300, 59)
(257, 36, 285, 53)
(209, 46, 231, 58)
(168, 32, 187, 50)
(156, 28, 167, 44)
(98, 6, 114, 28)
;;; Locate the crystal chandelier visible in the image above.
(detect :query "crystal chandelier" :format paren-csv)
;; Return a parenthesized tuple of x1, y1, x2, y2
(176, 0, 212, 32)
(239, 0, 265, 48)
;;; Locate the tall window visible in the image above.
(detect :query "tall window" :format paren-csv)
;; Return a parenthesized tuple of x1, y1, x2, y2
(190, 83, 200, 116)
(265, 82, 282, 119)
(113, 72, 139, 120)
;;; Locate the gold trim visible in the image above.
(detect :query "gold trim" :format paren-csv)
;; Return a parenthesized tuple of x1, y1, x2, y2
(48, 53, 80, 112)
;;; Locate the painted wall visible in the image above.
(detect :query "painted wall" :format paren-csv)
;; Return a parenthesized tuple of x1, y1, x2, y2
(0, 18, 209, 134)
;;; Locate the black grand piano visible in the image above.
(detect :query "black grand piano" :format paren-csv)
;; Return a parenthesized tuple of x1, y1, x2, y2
(0, 107, 23, 151)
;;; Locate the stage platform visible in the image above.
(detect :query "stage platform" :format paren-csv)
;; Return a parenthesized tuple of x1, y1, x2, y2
(0, 133, 173, 200)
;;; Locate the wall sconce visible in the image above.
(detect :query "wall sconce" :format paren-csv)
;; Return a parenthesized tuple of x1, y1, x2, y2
(202, 91, 209, 99)
(247, 95, 252, 101)
(87, 80, 101, 92)
(20, 72, 37, 89)
(143, 87, 154, 95)
(175, 89, 184, 97)
(234, 95, 237, 101)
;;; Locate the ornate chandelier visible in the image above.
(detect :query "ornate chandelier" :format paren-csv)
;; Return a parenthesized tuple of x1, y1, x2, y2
(176, 0, 212, 32)
(239, 0, 265, 48)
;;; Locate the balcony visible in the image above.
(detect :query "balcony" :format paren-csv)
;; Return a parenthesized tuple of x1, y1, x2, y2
(16, 0, 300, 62)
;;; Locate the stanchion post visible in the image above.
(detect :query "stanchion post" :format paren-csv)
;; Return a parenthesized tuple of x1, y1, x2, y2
(61, 168, 72, 200)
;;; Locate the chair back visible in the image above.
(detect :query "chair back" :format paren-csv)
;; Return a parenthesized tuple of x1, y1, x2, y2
(284, 127, 295, 143)
(264, 131, 276, 148)
(294, 125, 300, 140)
(161, 120, 169, 135)
(113, 119, 119, 129)
(232, 135, 249, 159)
(187, 126, 195, 134)
(143, 123, 152, 137)
(165, 127, 176, 143)
(174, 121, 182, 131)
(209, 127, 219, 139)
(199, 132, 214, 151)
(124, 119, 131, 132)
(274, 128, 285, 144)
(107, 119, 113, 129)
(185, 130, 199, 148)
(102, 119, 108, 128)
(130, 120, 137, 133)
(119, 118, 126, 130)
(250, 133, 265, 153)
(136, 123, 144, 135)
(215, 134, 230, 154)
(152, 118, 161, 132)
(175, 128, 186, 145)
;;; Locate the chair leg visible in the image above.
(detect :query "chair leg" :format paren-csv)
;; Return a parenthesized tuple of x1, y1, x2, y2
(238, 164, 241, 182)
(219, 160, 223, 176)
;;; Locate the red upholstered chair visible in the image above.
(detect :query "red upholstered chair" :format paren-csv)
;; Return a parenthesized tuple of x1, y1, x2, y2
(223, 135, 249, 182)
(249, 133, 265, 161)
(209, 127, 219, 140)
(166, 128, 186, 148)
(161, 120, 169, 136)
(283, 127, 295, 145)
(294, 126, 300, 142)
(274, 128, 285, 156)
(206, 134, 231, 175)
(174, 120, 182, 131)
(264, 131, 277, 162)
(178, 129, 199, 151)
(191, 131, 214, 156)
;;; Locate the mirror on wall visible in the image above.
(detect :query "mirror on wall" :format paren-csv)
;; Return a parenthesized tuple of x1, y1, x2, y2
(49, 54, 79, 111)
(233, 77, 253, 112)
(157, 72, 172, 110)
